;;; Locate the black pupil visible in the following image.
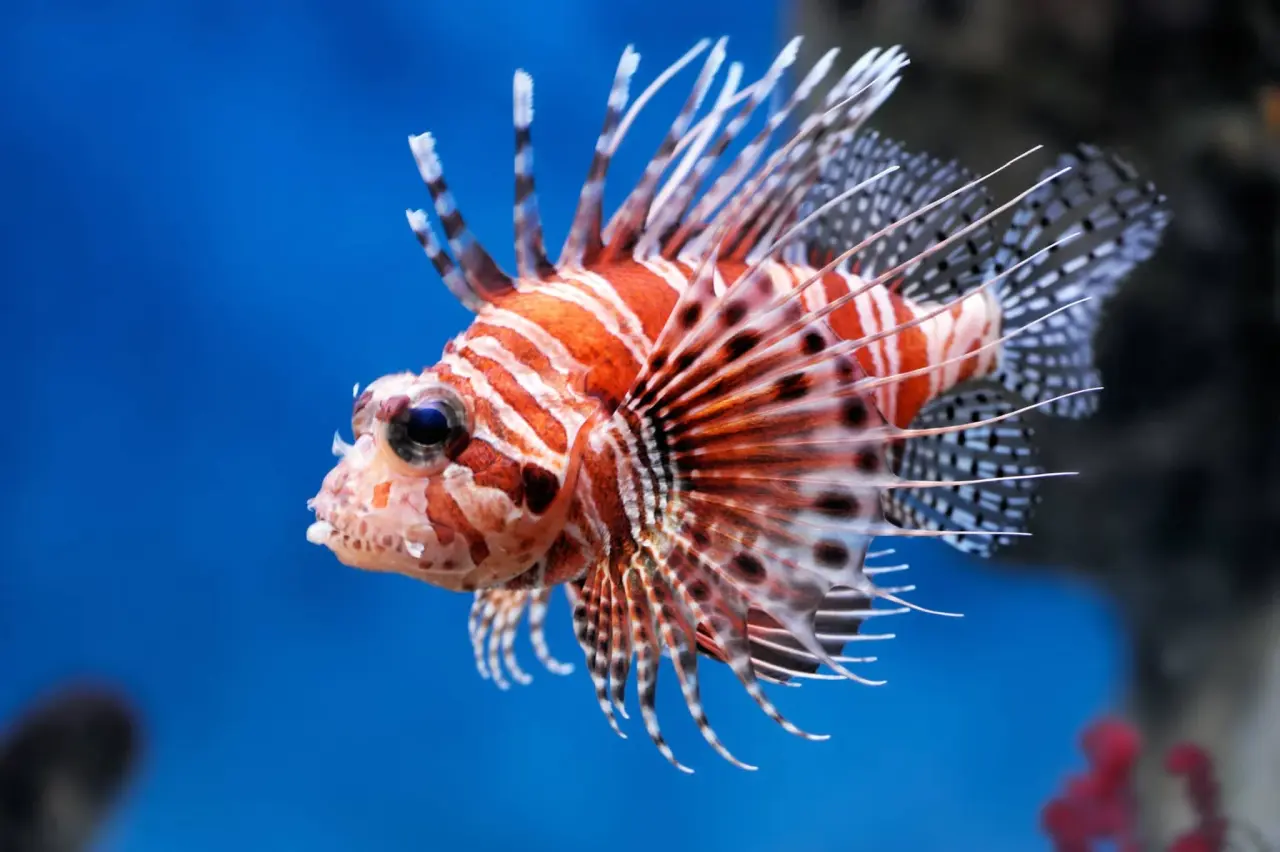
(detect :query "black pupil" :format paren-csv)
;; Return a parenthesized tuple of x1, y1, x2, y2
(403, 404, 452, 446)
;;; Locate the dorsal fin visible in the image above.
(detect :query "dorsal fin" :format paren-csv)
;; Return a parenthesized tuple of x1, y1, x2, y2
(511, 70, 555, 280)
(798, 130, 997, 303)
(597, 38, 727, 263)
(557, 45, 644, 268)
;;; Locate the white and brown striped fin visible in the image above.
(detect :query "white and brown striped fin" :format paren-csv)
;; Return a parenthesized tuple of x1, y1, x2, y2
(405, 209, 486, 312)
(558, 45, 644, 268)
(511, 70, 554, 280)
(407, 133, 515, 309)
(468, 566, 574, 689)
(468, 587, 575, 689)
(674, 46, 907, 265)
(598, 38, 727, 263)
(562, 132, 1124, 770)
(558, 38, 906, 270)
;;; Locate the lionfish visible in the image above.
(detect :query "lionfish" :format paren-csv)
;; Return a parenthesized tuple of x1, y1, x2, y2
(306, 36, 1169, 771)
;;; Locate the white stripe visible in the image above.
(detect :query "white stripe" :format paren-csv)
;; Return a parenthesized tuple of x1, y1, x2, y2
(462, 335, 587, 434)
(940, 291, 990, 389)
(561, 267, 654, 349)
(575, 463, 612, 563)
(526, 278, 650, 366)
(867, 282, 902, 423)
(639, 256, 690, 295)
(442, 351, 558, 465)
(912, 299, 951, 398)
(791, 262, 828, 313)
(478, 307, 585, 378)
(592, 428, 643, 539)
(610, 417, 655, 528)
(975, 288, 1002, 374)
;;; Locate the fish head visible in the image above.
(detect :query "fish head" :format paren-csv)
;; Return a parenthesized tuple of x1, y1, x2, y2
(306, 369, 573, 592)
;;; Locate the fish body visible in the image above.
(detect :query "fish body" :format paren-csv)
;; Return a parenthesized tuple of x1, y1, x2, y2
(307, 37, 1169, 771)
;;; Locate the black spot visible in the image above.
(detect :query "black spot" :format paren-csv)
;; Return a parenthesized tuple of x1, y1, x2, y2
(723, 300, 748, 326)
(651, 351, 668, 371)
(723, 331, 761, 362)
(680, 304, 702, 328)
(801, 331, 825, 354)
(773, 372, 809, 401)
(520, 463, 561, 515)
(675, 352, 697, 372)
(730, 552, 766, 583)
(691, 529, 712, 548)
(672, 436, 698, 454)
(853, 450, 880, 473)
(840, 398, 868, 428)
(834, 356, 856, 384)
(687, 580, 710, 602)
(813, 540, 849, 568)
(814, 492, 859, 518)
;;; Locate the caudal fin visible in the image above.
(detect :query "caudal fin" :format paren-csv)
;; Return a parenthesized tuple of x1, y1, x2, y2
(989, 144, 1171, 419)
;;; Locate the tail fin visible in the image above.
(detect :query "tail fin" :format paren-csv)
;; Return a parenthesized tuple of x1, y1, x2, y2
(989, 144, 1171, 419)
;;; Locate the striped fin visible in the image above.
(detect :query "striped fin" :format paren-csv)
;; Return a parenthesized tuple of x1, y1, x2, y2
(660, 42, 842, 259)
(558, 44, 643, 268)
(882, 380, 1046, 558)
(989, 144, 1171, 419)
(697, 550, 909, 685)
(565, 131, 1117, 769)
(568, 234, 904, 771)
(719, 48, 907, 264)
(798, 130, 997, 303)
(511, 70, 554, 280)
(677, 47, 907, 265)
(468, 582, 575, 690)
(598, 38, 728, 262)
(407, 133, 515, 309)
(570, 38, 906, 268)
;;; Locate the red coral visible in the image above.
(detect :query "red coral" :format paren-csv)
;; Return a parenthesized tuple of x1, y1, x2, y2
(1040, 717, 1234, 852)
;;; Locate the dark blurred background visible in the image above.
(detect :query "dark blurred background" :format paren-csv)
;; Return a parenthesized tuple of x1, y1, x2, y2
(1, 0, 1275, 850)
(790, 0, 1279, 845)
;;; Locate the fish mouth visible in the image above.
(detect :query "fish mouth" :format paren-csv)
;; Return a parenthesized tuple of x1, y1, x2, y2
(305, 492, 469, 584)
(306, 518, 336, 545)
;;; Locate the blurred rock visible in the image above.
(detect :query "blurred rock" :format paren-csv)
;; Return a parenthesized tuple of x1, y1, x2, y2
(791, 0, 1279, 845)
(0, 687, 141, 852)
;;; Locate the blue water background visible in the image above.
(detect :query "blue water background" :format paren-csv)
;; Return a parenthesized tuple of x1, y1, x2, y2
(1, 1, 1125, 849)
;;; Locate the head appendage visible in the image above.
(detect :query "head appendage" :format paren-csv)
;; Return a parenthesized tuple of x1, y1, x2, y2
(406, 132, 514, 309)
(405, 209, 486, 312)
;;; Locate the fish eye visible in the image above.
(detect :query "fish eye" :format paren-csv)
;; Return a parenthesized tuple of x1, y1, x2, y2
(382, 388, 470, 468)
